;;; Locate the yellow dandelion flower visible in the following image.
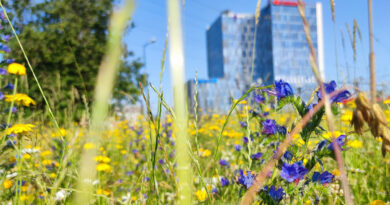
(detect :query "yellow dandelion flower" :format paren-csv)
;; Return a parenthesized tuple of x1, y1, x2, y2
(94, 156, 111, 163)
(83, 143, 95, 150)
(3, 179, 12, 189)
(41, 150, 52, 157)
(4, 93, 36, 107)
(347, 139, 363, 148)
(332, 169, 340, 177)
(50, 173, 56, 178)
(131, 196, 137, 201)
(23, 154, 31, 160)
(195, 189, 207, 202)
(384, 99, 390, 104)
(6, 124, 35, 135)
(8, 63, 26, 76)
(96, 163, 112, 172)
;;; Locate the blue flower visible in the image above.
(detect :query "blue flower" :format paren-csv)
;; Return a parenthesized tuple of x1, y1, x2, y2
(158, 159, 165, 165)
(283, 150, 293, 161)
(234, 144, 242, 152)
(0, 44, 11, 53)
(254, 93, 265, 103)
(312, 171, 334, 184)
(277, 125, 287, 135)
(2, 35, 11, 42)
(315, 140, 327, 152)
(221, 177, 230, 187)
(268, 185, 285, 202)
(243, 137, 249, 144)
(237, 169, 255, 189)
(211, 188, 218, 194)
(262, 119, 277, 135)
(240, 121, 247, 128)
(0, 92, 4, 100)
(280, 162, 308, 183)
(4, 83, 14, 90)
(219, 159, 229, 167)
(251, 152, 263, 160)
(0, 13, 6, 21)
(317, 80, 351, 103)
(0, 68, 7, 75)
(275, 79, 294, 99)
(4, 107, 17, 114)
(327, 135, 346, 151)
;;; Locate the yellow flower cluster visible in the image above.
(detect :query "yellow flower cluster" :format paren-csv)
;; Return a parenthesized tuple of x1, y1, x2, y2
(8, 63, 26, 76)
(195, 189, 207, 202)
(198, 148, 211, 157)
(6, 124, 35, 135)
(4, 93, 36, 107)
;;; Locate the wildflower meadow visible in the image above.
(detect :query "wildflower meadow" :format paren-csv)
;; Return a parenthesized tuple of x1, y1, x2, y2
(0, 0, 388, 204)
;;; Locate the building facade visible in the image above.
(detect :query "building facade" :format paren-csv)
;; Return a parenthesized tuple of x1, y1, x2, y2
(189, 1, 323, 114)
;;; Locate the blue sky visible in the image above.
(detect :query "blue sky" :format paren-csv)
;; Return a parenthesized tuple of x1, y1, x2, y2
(125, 0, 390, 110)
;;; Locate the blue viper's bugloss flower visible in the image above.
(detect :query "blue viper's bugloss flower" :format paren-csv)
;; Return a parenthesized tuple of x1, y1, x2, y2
(277, 125, 287, 135)
(315, 140, 327, 152)
(158, 159, 164, 165)
(275, 79, 293, 99)
(4, 82, 14, 90)
(0, 44, 11, 53)
(0, 68, 7, 75)
(262, 119, 278, 135)
(327, 135, 346, 151)
(211, 188, 218, 194)
(237, 169, 255, 189)
(2, 35, 11, 42)
(219, 159, 229, 167)
(254, 93, 265, 103)
(0, 13, 6, 21)
(280, 162, 308, 183)
(251, 152, 263, 160)
(266, 185, 285, 202)
(317, 80, 351, 103)
(4, 107, 17, 114)
(240, 121, 247, 128)
(243, 137, 249, 144)
(3, 59, 14, 64)
(234, 144, 242, 152)
(312, 171, 334, 184)
(0, 92, 3, 100)
(283, 150, 293, 161)
(221, 177, 230, 187)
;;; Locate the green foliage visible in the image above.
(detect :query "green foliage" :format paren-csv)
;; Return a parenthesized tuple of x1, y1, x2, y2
(5, 0, 147, 118)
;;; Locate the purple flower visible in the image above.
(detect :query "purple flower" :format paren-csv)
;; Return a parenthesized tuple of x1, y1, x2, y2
(0, 44, 11, 53)
(0, 13, 6, 21)
(254, 93, 265, 103)
(211, 188, 218, 194)
(315, 140, 327, 152)
(267, 185, 285, 202)
(4, 107, 17, 113)
(317, 80, 351, 103)
(219, 159, 229, 167)
(158, 159, 165, 165)
(312, 171, 334, 184)
(2, 35, 11, 42)
(240, 121, 247, 128)
(275, 79, 293, 99)
(280, 162, 308, 183)
(0, 68, 7, 75)
(237, 169, 255, 189)
(251, 152, 263, 160)
(234, 144, 242, 152)
(262, 119, 277, 135)
(283, 150, 293, 161)
(4, 83, 14, 90)
(3, 59, 14, 64)
(277, 125, 287, 135)
(243, 137, 249, 144)
(0, 92, 3, 100)
(220, 177, 230, 187)
(327, 135, 346, 151)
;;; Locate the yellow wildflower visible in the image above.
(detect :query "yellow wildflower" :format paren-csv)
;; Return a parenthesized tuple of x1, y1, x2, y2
(41, 150, 52, 157)
(8, 63, 26, 76)
(96, 163, 112, 172)
(4, 93, 36, 106)
(332, 169, 340, 177)
(94, 156, 111, 163)
(195, 189, 207, 202)
(97, 189, 111, 196)
(50, 173, 56, 178)
(347, 140, 363, 148)
(384, 99, 390, 104)
(370, 200, 386, 205)
(7, 124, 35, 135)
(3, 179, 12, 189)
(23, 154, 31, 160)
(83, 143, 95, 150)
(198, 148, 211, 157)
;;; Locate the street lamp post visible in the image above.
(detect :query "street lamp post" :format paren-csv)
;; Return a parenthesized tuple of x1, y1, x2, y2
(142, 38, 156, 67)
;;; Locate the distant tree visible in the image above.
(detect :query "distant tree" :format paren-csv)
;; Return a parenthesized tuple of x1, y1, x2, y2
(4, 0, 147, 118)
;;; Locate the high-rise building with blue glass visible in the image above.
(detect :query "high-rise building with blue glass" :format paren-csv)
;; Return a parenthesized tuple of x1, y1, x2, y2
(189, 1, 324, 114)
